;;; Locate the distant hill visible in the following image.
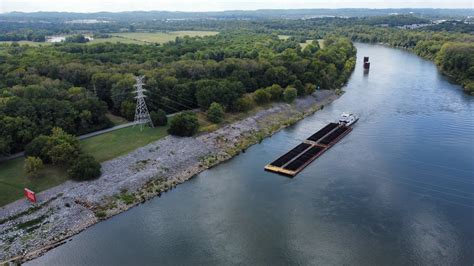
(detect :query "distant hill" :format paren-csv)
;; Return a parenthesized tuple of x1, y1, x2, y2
(0, 8, 472, 22)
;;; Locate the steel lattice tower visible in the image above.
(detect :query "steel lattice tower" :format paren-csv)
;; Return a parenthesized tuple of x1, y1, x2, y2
(133, 76, 154, 130)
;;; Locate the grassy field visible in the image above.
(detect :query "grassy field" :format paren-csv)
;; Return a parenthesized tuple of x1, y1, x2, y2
(0, 31, 219, 47)
(88, 36, 144, 45)
(278, 35, 291, 40)
(300, 40, 314, 49)
(318, 39, 326, 49)
(277, 36, 325, 50)
(0, 125, 168, 206)
(0, 41, 51, 46)
(105, 113, 129, 125)
(0, 159, 68, 207)
(81, 125, 169, 162)
(90, 31, 218, 45)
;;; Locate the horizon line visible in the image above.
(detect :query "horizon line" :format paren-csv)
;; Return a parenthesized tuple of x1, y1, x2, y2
(1, 7, 472, 15)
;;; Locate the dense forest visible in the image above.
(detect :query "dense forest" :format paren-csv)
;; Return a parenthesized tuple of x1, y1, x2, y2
(0, 32, 356, 156)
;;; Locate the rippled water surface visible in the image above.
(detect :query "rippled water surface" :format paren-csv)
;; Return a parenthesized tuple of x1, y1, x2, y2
(32, 43, 474, 265)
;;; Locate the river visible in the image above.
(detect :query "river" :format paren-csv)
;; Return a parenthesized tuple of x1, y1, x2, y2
(31, 43, 474, 265)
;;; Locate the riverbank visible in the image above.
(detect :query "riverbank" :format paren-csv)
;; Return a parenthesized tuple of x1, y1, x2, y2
(0, 90, 339, 263)
(372, 41, 473, 95)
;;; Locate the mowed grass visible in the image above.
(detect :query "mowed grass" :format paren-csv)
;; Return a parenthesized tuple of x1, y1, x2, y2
(0, 125, 168, 206)
(0, 159, 68, 207)
(81, 125, 169, 162)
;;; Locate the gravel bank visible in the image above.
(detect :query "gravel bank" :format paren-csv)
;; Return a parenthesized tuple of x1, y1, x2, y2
(0, 90, 338, 263)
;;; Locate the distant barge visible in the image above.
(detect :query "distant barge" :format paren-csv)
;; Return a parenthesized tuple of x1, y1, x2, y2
(264, 114, 358, 177)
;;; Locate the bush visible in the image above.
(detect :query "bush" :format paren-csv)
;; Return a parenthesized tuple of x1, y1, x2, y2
(68, 154, 101, 181)
(150, 109, 168, 126)
(232, 95, 255, 112)
(265, 84, 283, 100)
(304, 83, 316, 95)
(207, 102, 225, 123)
(24, 156, 44, 178)
(464, 81, 474, 95)
(283, 87, 298, 103)
(167, 112, 199, 137)
(294, 80, 305, 96)
(253, 88, 271, 104)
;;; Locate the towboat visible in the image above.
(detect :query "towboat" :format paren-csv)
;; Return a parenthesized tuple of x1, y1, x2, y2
(339, 113, 359, 126)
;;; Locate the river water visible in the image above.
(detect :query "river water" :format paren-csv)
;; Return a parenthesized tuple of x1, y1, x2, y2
(31, 43, 474, 265)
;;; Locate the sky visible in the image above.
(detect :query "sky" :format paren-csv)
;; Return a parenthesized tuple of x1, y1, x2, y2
(0, 0, 472, 13)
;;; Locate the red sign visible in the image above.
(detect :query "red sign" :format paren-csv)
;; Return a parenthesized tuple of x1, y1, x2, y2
(24, 188, 36, 203)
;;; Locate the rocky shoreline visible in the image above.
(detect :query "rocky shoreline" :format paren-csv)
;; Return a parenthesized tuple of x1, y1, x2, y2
(0, 90, 339, 264)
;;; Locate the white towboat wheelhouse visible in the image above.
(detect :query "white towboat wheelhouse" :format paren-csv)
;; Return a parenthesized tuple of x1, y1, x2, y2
(339, 112, 359, 126)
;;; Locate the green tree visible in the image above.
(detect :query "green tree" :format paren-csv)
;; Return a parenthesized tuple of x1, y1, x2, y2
(120, 100, 135, 121)
(283, 87, 298, 103)
(168, 112, 199, 137)
(68, 154, 101, 181)
(232, 95, 255, 112)
(304, 83, 316, 95)
(150, 109, 168, 126)
(265, 84, 283, 101)
(65, 34, 89, 43)
(0, 137, 12, 157)
(48, 142, 78, 165)
(24, 156, 44, 178)
(24, 135, 49, 161)
(207, 102, 225, 123)
(253, 88, 271, 104)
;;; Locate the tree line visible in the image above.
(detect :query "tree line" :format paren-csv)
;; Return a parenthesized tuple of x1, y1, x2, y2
(0, 32, 356, 156)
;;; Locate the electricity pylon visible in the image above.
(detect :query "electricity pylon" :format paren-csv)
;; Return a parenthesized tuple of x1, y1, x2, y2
(133, 76, 153, 130)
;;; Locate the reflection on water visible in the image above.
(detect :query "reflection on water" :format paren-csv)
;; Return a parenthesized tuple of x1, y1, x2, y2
(31, 43, 474, 265)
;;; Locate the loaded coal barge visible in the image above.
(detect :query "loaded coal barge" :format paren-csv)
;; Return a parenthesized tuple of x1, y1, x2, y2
(264, 113, 358, 177)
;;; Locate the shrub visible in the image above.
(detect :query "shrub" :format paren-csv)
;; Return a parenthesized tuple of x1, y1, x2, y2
(265, 84, 283, 100)
(294, 80, 305, 96)
(207, 102, 225, 123)
(283, 87, 298, 103)
(232, 95, 255, 112)
(68, 154, 101, 181)
(24, 156, 44, 178)
(150, 109, 168, 126)
(464, 81, 474, 95)
(304, 83, 316, 95)
(253, 88, 271, 104)
(167, 112, 199, 137)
